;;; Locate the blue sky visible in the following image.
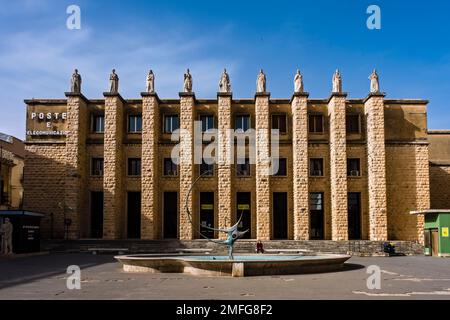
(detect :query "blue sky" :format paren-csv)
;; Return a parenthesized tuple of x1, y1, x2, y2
(0, 0, 449, 139)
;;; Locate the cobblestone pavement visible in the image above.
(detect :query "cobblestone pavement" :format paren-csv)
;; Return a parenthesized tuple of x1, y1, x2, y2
(0, 253, 450, 300)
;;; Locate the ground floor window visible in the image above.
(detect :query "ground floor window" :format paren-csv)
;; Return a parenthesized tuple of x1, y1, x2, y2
(310, 192, 324, 240)
(90, 191, 103, 238)
(199, 192, 214, 238)
(127, 192, 141, 239)
(348, 192, 361, 240)
(273, 192, 288, 239)
(236, 192, 251, 239)
(163, 192, 178, 239)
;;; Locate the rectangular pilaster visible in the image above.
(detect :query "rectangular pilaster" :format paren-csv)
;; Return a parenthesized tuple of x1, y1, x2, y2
(217, 92, 233, 240)
(255, 93, 271, 240)
(291, 93, 310, 240)
(364, 93, 388, 241)
(141, 93, 160, 239)
(64, 92, 88, 239)
(179, 93, 195, 240)
(103, 93, 125, 239)
(328, 93, 348, 240)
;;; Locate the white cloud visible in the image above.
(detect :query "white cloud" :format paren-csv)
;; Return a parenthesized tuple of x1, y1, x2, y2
(0, 21, 238, 138)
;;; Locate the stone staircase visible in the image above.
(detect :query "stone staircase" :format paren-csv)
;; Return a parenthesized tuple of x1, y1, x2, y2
(41, 239, 424, 256)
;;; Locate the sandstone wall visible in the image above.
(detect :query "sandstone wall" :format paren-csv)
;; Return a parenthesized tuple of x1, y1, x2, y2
(23, 144, 66, 238)
(430, 165, 450, 209)
(386, 144, 429, 243)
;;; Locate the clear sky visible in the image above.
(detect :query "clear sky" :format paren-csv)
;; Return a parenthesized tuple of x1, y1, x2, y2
(0, 0, 449, 139)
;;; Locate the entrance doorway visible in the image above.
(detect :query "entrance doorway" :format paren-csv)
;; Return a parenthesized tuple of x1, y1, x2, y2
(200, 192, 215, 238)
(310, 192, 324, 240)
(348, 192, 361, 240)
(163, 192, 178, 239)
(90, 191, 103, 238)
(127, 192, 141, 239)
(273, 192, 288, 239)
(431, 229, 439, 256)
(236, 192, 251, 239)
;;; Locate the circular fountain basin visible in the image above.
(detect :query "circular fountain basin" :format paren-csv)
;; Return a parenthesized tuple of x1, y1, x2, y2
(114, 253, 351, 277)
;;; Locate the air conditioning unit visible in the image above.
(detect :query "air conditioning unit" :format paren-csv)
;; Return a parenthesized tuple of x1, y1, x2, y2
(350, 170, 360, 176)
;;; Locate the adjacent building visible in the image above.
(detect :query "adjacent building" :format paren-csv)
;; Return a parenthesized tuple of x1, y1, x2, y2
(0, 133, 25, 210)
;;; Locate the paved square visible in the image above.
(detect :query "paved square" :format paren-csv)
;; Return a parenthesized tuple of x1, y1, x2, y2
(1, 253, 450, 300)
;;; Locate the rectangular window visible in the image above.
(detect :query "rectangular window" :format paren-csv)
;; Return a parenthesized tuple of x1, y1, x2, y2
(164, 115, 179, 133)
(128, 158, 141, 176)
(235, 115, 250, 132)
(128, 114, 142, 133)
(310, 192, 323, 210)
(346, 114, 360, 134)
(274, 158, 287, 176)
(164, 158, 178, 176)
(200, 115, 215, 132)
(236, 158, 250, 176)
(347, 158, 361, 176)
(272, 114, 287, 134)
(310, 158, 324, 176)
(200, 159, 214, 176)
(92, 114, 105, 133)
(310, 192, 324, 240)
(91, 158, 104, 176)
(309, 114, 324, 133)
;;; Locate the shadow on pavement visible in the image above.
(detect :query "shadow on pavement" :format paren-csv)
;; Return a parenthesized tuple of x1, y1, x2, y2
(0, 253, 116, 290)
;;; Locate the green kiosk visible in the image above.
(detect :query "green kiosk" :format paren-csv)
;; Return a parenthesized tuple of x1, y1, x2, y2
(411, 210, 450, 257)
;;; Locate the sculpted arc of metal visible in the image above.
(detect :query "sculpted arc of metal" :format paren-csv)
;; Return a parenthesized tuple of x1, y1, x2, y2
(184, 169, 249, 259)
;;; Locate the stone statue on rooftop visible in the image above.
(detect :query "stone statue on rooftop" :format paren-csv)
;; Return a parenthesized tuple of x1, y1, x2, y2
(71, 69, 82, 93)
(332, 69, 342, 93)
(256, 69, 266, 93)
(109, 69, 119, 94)
(183, 69, 193, 93)
(219, 68, 231, 93)
(369, 69, 380, 93)
(146, 70, 155, 93)
(294, 69, 304, 93)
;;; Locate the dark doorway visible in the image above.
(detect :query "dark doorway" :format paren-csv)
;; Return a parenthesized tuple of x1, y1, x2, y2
(348, 192, 361, 240)
(431, 229, 439, 256)
(90, 191, 103, 238)
(273, 192, 288, 239)
(127, 192, 141, 239)
(310, 192, 324, 240)
(200, 192, 214, 238)
(236, 192, 251, 239)
(164, 192, 178, 239)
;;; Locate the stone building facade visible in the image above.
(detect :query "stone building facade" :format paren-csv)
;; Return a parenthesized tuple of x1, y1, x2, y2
(23, 77, 434, 242)
(428, 130, 450, 210)
(0, 133, 25, 210)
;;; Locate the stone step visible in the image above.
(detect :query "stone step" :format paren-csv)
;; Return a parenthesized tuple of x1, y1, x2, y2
(41, 239, 423, 256)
